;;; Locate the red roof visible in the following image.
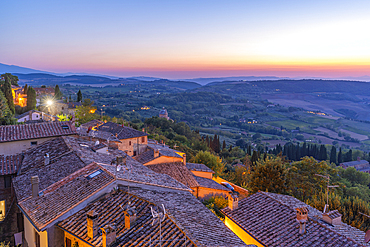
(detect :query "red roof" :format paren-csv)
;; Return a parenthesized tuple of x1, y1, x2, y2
(0, 121, 76, 143)
(0, 154, 22, 175)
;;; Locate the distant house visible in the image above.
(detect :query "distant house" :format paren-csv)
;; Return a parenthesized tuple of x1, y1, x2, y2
(159, 107, 169, 120)
(221, 191, 369, 246)
(134, 142, 185, 165)
(48, 101, 82, 116)
(16, 110, 56, 123)
(0, 121, 76, 155)
(340, 157, 370, 173)
(94, 122, 148, 156)
(33, 87, 55, 96)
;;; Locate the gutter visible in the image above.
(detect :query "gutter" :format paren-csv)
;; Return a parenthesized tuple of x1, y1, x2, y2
(221, 210, 266, 247)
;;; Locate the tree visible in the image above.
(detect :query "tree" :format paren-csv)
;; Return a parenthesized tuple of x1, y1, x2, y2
(191, 151, 224, 176)
(55, 85, 62, 99)
(222, 140, 226, 150)
(0, 77, 15, 114)
(330, 146, 337, 164)
(1, 73, 19, 86)
(0, 90, 15, 125)
(26, 87, 37, 111)
(75, 104, 97, 124)
(248, 157, 288, 194)
(77, 90, 82, 102)
(24, 84, 28, 94)
(338, 148, 343, 164)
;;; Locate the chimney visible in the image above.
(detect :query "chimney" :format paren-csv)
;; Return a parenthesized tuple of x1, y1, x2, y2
(322, 210, 342, 226)
(295, 207, 309, 235)
(101, 224, 116, 247)
(31, 176, 39, 198)
(29, 110, 33, 121)
(87, 210, 99, 239)
(228, 193, 238, 210)
(183, 154, 186, 166)
(142, 128, 145, 132)
(123, 205, 137, 229)
(44, 153, 50, 165)
(154, 149, 160, 158)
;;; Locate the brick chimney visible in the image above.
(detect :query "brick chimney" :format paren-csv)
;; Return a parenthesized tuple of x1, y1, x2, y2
(183, 154, 186, 166)
(323, 210, 342, 226)
(44, 153, 50, 165)
(228, 193, 238, 210)
(31, 176, 39, 198)
(154, 149, 160, 158)
(123, 205, 137, 229)
(295, 207, 309, 235)
(101, 224, 116, 247)
(87, 210, 99, 239)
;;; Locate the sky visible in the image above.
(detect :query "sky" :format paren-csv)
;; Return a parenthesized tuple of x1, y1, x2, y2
(2, 0, 370, 79)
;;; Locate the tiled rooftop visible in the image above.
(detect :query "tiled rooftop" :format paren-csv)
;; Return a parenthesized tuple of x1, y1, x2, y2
(146, 162, 200, 188)
(79, 119, 103, 129)
(0, 121, 76, 143)
(134, 146, 183, 165)
(341, 160, 369, 167)
(194, 176, 230, 191)
(18, 163, 114, 230)
(222, 192, 367, 247)
(58, 189, 197, 247)
(0, 154, 22, 175)
(186, 163, 215, 174)
(97, 122, 147, 140)
(125, 187, 247, 246)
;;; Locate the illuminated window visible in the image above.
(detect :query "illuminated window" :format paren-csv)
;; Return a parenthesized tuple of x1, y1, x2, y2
(0, 200, 5, 221)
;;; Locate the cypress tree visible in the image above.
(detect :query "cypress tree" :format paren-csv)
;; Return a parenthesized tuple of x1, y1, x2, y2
(222, 140, 226, 150)
(1, 77, 15, 114)
(24, 84, 28, 94)
(0, 90, 12, 124)
(330, 146, 337, 164)
(338, 148, 343, 164)
(77, 90, 82, 102)
(26, 87, 36, 111)
(55, 85, 62, 99)
(319, 145, 327, 161)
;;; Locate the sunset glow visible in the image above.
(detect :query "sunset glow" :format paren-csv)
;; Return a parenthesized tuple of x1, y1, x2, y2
(2, 0, 370, 78)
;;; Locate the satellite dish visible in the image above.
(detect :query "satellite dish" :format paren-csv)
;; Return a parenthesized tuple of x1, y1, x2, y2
(365, 230, 370, 243)
(95, 140, 100, 146)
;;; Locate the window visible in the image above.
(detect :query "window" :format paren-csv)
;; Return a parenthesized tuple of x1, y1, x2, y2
(142, 137, 145, 143)
(0, 200, 5, 221)
(34, 229, 40, 247)
(66, 238, 71, 247)
(129, 141, 131, 146)
(17, 213, 24, 232)
(31, 141, 37, 146)
(87, 170, 103, 179)
(4, 176, 11, 188)
(133, 151, 137, 156)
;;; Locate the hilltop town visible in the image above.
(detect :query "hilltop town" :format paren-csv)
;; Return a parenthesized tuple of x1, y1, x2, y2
(2, 73, 370, 247)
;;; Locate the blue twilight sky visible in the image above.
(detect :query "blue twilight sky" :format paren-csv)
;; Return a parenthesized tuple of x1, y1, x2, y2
(1, 0, 370, 78)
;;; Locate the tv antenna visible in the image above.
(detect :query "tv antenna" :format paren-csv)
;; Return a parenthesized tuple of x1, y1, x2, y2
(315, 174, 339, 213)
(150, 204, 166, 247)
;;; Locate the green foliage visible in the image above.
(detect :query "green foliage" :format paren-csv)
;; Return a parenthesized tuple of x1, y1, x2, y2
(24, 84, 28, 94)
(1, 73, 19, 86)
(26, 87, 37, 111)
(340, 166, 370, 187)
(191, 151, 225, 177)
(55, 84, 62, 99)
(203, 196, 228, 220)
(57, 114, 71, 121)
(77, 89, 82, 102)
(75, 103, 98, 125)
(0, 90, 15, 125)
(0, 77, 15, 114)
(248, 157, 288, 194)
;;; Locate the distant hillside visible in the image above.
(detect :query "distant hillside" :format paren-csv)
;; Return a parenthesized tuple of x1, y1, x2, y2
(0, 63, 49, 74)
(194, 79, 370, 95)
(14, 73, 201, 90)
(183, 76, 287, 85)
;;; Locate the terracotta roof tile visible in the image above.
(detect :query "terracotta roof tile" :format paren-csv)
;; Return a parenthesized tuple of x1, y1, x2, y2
(79, 119, 103, 129)
(147, 162, 200, 188)
(186, 163, 215, 173)
(125, 187, 246, 246)
(194, 176, 230, 191)
(18, 163, 114, 230)
(221, 192, 366, 247)
(0, 121, 76, 143)
(58, 190, 197, 247)
(97, 122, 147, 139)
(0, 154, 22, 175)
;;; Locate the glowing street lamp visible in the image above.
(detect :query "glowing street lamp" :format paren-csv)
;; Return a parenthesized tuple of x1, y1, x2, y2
(46, 100, 53, 106)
